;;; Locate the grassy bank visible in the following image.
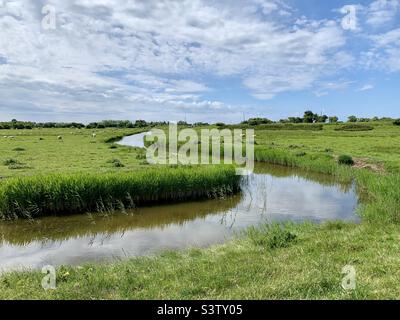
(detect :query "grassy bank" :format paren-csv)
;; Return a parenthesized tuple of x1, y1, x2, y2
(0, 166, 240, 219)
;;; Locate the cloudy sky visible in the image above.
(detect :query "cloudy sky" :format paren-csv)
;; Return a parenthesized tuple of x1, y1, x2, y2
(0, 0, 399, 123)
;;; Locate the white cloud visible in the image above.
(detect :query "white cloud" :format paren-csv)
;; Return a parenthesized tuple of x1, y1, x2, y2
(366, 0, 400, 27)
(357, 84, 374, 91)
(0, 0, 366, 121)
(364, 28, 400, 72)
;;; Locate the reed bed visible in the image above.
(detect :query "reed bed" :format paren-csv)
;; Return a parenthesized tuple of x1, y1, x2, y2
(0, 165, 241, 220)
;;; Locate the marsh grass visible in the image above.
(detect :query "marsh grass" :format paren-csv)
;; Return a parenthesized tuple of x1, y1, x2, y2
(0, 165, 240, 219)
(246, 223, 297, 249)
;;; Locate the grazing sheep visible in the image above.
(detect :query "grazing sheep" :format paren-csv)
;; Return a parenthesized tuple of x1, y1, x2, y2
(57, 136, 63, 140)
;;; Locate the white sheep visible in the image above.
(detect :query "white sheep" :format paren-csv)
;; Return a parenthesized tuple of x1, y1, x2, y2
(57, 135, 63, 140)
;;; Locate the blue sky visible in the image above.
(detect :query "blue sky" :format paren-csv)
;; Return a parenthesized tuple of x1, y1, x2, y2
(0, 0, 399, 123)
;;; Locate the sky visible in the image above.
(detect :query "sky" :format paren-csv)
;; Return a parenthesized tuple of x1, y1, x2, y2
(0, 0, 399, 123)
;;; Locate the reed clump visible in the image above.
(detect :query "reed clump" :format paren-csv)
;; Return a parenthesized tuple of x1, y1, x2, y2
(0, 165, 241, 220)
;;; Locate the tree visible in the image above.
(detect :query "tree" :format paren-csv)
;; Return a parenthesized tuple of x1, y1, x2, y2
(348, 116, 357, 123)
(329, 116, 339, 123)
(243, 118, 273, 126)
(316, 115, 328, 123)
(288, 117, 303, 123)
(134, 120, 148, 127)
(303, 110, 315, 123)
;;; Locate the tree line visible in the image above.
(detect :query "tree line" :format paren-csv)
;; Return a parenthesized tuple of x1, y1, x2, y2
(0, 119, 168, 130)
(1, 112, 398, 130)
(241, 111, 398, 126)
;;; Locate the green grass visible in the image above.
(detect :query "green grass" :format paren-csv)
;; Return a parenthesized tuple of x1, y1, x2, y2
(0, 165, 240, 219)
(0, 128, 147, 178)
(1, 121, 400, 299)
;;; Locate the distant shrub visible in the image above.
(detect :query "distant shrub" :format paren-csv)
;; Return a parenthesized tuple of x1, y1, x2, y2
(348, 116, 357, 123)
(335, 124, 374, 131)
(13, 147, 26, 152)
(393, 119, 400, 126)
(241, 118, 273, 126)
(338, 155, 354, 166)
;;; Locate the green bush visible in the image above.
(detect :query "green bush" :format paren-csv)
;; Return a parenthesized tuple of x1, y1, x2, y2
(393, 119, 400, 126)
(338, 155, 354, 166)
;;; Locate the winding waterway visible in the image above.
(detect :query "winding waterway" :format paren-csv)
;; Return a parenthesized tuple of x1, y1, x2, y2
(0, 133, 360, 272)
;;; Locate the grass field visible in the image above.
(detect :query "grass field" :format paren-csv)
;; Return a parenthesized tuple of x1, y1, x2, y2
(1, 121, 400, 299)
(0, 128, 146, 177)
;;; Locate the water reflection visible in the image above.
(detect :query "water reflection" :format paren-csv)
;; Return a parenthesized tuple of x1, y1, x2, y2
(116, 132, 151, 148)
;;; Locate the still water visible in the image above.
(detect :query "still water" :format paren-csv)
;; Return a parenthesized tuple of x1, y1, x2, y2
(0, 134, 361, 272)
